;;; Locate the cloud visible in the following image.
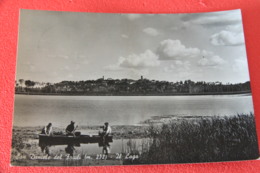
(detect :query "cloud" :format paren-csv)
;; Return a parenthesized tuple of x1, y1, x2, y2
(119, 50, 160, 68)
(197, 50, 226, 66)
(105, 50, 157, 78)
(143, 27, 159, 36)
(106, 50, 160, 71)
(198, 55, 225, 67)
(123, 14, 141, 20)
(232, 57, 248, 72)
(156, 39, 224, 67)
(157, 39, 201, 60)
(106, 38, 224, 76)
(210, 24, 244, 46)
(181, 10, 242, 27)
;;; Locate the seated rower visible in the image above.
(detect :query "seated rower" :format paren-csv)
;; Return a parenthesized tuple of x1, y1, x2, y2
(66, 121, 77, 136)
(41, 123, 53, 136)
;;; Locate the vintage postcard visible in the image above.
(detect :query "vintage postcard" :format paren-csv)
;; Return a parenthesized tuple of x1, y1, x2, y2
(11, 9, 259, 166)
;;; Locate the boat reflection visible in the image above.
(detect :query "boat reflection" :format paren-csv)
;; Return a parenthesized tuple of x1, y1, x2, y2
(65, 144, 76, 156)
(39, 136, 113, 156)
(99, 140, 111, 155)
(40, 143, 51, 156)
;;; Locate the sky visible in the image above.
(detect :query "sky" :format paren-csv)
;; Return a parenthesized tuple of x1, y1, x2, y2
(16, 9, 250, 84)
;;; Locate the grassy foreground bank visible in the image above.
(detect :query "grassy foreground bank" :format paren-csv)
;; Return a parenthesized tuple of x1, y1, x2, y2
(139, 113, 259, 164)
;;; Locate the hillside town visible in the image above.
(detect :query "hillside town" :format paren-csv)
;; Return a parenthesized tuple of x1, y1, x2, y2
(15, 76, 251, 95)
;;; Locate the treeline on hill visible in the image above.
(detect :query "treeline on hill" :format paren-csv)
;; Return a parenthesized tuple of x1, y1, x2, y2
(15, 77, 251, 95)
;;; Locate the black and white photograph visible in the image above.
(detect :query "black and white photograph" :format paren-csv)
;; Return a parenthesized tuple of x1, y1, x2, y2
(11, 9, 259, 166)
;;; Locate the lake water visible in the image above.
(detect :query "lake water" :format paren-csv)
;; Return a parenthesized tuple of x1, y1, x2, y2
(31, 138, 148, 157)
(13, 94, 254, 127)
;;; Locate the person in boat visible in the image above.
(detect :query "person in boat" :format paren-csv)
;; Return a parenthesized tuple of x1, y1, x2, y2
(41, 123, 53, 136)
(66, 121, 77, 136)
(99, 122, 112, 141)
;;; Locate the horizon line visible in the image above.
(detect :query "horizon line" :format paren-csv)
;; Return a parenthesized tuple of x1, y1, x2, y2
(15, 76, 250, 85)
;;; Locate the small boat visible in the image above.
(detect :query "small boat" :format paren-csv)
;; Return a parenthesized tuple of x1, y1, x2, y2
(39, 134, 113, 145)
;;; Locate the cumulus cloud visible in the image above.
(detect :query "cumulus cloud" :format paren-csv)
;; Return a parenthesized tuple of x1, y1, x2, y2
(157, 39, 201, 60)
(123, 14, 141, 20)
(210, 24, 244, 46)
(119, 50, 160, 68)
(197, 50, 225, 66)
(106, 39, 224, 75)
(106, 50, 160, 70)
(143, 27, 159, 36)
(156, 39, 224, 67)
(198, 55, 225, 67)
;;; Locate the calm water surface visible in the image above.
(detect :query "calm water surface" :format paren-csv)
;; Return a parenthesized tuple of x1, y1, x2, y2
(13, 94, 254, 127)
(31, 138, 147, 157)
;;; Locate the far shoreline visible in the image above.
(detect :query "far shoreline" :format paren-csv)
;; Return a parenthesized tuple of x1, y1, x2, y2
(15, 90, 251, 96)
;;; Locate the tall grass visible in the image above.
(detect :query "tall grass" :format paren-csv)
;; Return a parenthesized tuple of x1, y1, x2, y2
(140, 113, 259, 164)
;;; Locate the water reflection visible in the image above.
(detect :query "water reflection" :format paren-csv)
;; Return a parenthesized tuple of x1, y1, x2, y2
(40, 143, 51, 156)
(65, 144, 76, 156)
(39, 139, 113, 157)
(99, 140, 111, 155)
(38, 138, 147, 158)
